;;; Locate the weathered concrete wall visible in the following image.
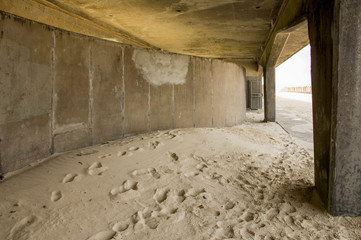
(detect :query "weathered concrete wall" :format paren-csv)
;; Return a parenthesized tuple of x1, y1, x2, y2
(212, 60, 227, 127)
(0, 14, 52, 173)
(91, 40, 123, 144)
(123, 47, 150, 135)
(53, 31, 91, 153)
(174, 59, 194, 128)
(0, 12, 247, 175)
(194, 58, 213, 127)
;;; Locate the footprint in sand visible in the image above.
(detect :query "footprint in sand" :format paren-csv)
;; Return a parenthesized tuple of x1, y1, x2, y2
(223, 200, 236, 210)
(131, 209, 160, 232)
(51, 191, 62, 202)
(153, 188, 170, 203)
(128, 147, 143, 152)
(255, 189, 265, 201)
(213, 223, 235, 239)
(62, 173, 79, 183)
(281, 202, 297, 214)
(8, 215, 36, 240)
(156, 131, 177, 140)
(243, 211, 255, 222)
(168, 152, 179, 162)
(88, 162, 108, 176)
(87, 230, 116, 240)
(284, 215, 297, 229)
(112, 221, 129, 232)
(131, 168, 161, 179)
(196, 163, 208, 172)
(98, 154, 112, 159)
(110, 180, 138, 196)
(185, 188, 206, 197)
(151, 189, 187, 217)
(265, 208, 279, 221)
(149, 141, 163, 149)
(239, 227, 256, 239)
(117, 151, 133, 157)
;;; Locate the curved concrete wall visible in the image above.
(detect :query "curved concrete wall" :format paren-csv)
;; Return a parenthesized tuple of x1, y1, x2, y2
(0, 12, 246, 175)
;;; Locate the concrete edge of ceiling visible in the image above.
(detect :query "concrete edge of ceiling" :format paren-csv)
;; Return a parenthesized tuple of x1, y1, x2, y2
(0, 0, 157, 49)
(258, 0, 309, 68)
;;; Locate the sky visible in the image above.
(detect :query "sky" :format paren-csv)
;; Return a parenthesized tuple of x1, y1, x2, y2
(275, 44, 311, 92)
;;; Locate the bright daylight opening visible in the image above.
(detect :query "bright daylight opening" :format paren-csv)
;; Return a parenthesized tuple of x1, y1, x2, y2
(276, 45, 313, 156)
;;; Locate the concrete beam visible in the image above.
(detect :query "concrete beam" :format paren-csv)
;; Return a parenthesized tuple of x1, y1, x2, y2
(266, 33, 290, 67)
(309, 0, 361, 216)
(276, 20, 309, 66)
(259, 0, 308, 67)
(0, 1, 152, 49)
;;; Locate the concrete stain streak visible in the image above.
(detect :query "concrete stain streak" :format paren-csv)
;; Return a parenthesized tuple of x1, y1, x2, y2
(88, 41, 94, 145)
(121, 46, 125, 137)
(50, 30, 56, 154)
(192, 57, 196, 127)
(172, 85, 175, 129)
(147, 83, 151, 132)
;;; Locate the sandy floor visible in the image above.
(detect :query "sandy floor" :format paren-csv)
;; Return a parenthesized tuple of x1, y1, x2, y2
(1, 112, 361, 240)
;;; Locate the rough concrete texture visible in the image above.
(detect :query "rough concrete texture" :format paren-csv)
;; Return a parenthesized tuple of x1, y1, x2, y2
(91, 39, 123, 144)
(53, 125, 91, 153)
(309, 0, 361, 216)
(53, 31, 91, 152)
(212, 60, 227, 127)
(194, 58, 213, 127)
(0, 12, 246, 174)
(0, 14, 52, 174)
(132, 49, 189, 86)
(124, 47, 150, 135)
(331, 0, 361, 216)
(0, 115, 50, 173)
(225, 64, 236, 127)
(150, 84, 173, 131)
(174, 58, 194, 128)
(236, 65, 247, 124)
(54, 31, 90, 127)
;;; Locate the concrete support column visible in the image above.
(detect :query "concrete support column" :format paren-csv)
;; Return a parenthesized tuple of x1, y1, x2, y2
(308, 0, 361, 216)
(263, 67, 275, 122)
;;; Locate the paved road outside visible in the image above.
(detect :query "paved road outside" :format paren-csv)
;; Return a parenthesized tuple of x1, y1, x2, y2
(276, 92, 314, 156)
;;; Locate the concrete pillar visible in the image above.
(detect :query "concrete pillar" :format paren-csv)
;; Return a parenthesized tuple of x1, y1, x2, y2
(308, 0, 361, 216)
(263, 67, 275, 122)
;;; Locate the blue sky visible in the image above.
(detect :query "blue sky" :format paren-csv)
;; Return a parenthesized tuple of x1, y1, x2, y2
(276, 45, 311, 92)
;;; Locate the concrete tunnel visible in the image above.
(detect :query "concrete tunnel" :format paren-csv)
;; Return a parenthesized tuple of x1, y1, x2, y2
(0, 0, 360, 217)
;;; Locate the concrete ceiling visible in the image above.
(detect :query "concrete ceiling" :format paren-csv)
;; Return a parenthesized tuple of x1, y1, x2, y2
(0, 0, 309, 71)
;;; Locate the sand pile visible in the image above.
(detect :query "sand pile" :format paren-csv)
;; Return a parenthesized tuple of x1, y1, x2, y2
(1, 113, 361, 240)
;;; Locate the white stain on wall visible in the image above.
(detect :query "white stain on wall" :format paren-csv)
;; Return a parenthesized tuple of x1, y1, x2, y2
(132, 49, 189, 86)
